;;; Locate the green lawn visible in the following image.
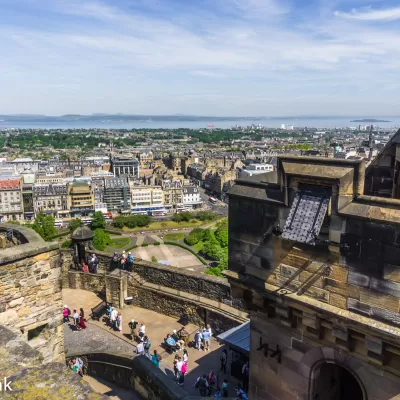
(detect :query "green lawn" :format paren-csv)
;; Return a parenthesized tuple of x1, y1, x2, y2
(108, 237, 131, 248)
(122, 220, 203, 232)
(163, 232, 185, 241)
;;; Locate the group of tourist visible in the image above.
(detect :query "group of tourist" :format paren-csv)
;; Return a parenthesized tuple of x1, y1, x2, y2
(112, 250, 134, 271)
(164, 327, 189, 352)
(81, 253, 99, 274)
(63, 305, 86, 331)
(106, 305, 123, 332)
(194, 325, 212, 351)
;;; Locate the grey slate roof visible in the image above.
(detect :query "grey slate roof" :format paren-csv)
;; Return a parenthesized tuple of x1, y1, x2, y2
(217, 321, 250, 354)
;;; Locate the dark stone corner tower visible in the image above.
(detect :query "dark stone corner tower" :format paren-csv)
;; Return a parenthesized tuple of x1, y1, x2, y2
(226, 152, 400, 399)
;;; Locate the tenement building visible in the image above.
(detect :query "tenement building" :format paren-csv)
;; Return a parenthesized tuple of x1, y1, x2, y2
(0, 177, 24, 222)
(227, 154, 400, 399)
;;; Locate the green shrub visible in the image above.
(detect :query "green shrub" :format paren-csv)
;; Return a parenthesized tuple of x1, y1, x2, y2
(125, 244, 138, 251)
(196, 211, 216, 221)
(142, 243, 149, 247)
(151, 256, 158, 263)
(113, 214, 151, 229)
(61, 239, 72, 248)
(154, 241, 161, 246)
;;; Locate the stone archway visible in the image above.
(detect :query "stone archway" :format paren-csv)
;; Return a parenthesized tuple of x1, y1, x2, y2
(297, 347, 368, 400)
(310, 361, 365, 400)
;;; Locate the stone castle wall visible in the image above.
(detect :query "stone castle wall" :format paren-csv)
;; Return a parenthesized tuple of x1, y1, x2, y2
(61, 249, 233, 303)
(67, 351, 237, 400)
(0, 224, 64, 364)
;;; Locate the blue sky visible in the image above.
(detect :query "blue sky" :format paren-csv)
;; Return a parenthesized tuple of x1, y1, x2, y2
(1, 0, 400, 116)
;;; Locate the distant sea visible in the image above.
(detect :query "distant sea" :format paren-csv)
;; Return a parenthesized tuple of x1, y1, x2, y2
(1, 117, 400, 130)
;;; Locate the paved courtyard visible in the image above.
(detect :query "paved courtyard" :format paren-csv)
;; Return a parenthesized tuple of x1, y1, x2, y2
(132, 244, 204, 270)
(62, 289, 240, 397)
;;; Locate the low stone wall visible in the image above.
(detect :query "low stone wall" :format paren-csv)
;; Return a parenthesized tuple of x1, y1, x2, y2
(132, 259, 232, 303)
(68, 270, 106, 297)
(129, 285, 239, 334)
(67, 352, 237, 400)
(62, 248, 237, 308)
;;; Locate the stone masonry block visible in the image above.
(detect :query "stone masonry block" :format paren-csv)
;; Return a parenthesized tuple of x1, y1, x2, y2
(329, 292, 347, 310)
(332, 324, 348, 342)
(360, 288, 399, 312)
(365, 336, 383, 355)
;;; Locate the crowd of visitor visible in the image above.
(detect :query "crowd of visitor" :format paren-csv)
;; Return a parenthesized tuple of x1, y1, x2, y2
(112, 250, 134, 271)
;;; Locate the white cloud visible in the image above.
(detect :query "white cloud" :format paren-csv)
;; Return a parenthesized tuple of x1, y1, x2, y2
(1, 0, 400, 115)
(190, 71, 227, 78)
(334, 6, 400, 21)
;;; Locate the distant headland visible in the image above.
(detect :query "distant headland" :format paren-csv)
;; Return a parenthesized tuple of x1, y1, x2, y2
(350, 118, 391, 123)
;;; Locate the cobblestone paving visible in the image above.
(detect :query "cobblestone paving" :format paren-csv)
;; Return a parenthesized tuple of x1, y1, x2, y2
(63, 321, 135, 356)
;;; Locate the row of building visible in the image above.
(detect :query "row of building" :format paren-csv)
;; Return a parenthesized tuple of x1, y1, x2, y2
(0, 173, 202, 222)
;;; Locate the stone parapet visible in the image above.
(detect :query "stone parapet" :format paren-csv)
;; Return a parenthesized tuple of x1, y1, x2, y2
(67, 351, 237, 400)
(0, 225, 64, 364)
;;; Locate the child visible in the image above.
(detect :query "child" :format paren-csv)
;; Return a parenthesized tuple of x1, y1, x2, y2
(222, 379, 228, 398)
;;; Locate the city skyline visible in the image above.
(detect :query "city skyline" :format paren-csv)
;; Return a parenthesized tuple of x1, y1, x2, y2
(1, 0, 400, 116)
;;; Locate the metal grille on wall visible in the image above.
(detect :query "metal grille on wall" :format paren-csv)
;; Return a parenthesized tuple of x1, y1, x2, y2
(282, 190, 330, 245)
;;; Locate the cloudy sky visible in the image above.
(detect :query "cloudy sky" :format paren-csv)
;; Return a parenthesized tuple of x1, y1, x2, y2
(1, 0, 400, 116)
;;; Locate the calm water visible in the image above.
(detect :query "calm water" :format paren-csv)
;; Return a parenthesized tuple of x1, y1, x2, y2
(1, 117, 400, 130)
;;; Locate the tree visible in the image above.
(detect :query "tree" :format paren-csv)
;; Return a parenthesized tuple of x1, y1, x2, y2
(202, 241, 222, 260)
(32, 213, 56, 241)
(69, 218, 82, 232)
(151, 256, 158, 263)
(214, 228, 228, 248)
(202, 229, 212, 242)
(91, 211, 106, 230)
(113, 216, 125, 228)
(92, 229, 110, 251)
(184, 234, 199, 246)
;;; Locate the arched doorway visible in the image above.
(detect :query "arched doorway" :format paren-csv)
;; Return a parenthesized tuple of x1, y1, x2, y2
(311, 362, 364, 400)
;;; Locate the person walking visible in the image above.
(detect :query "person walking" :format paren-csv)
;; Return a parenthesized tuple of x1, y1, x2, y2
(195, 330, 202, 351)
(207, 370, 216, 395)
(173, 354, 179, 379)
(126, 251, 134, 272)
(195, 374, 209, 397)
(79, 308, 86, 329)
(144, 336, 151, 359)
(63, 305, 70, 323)
(152, 350, 161, 367)
(222, 379, 229, 398)
(176, 357, 185, 386)
(136, 341, 144, 355)
(183, 349, 189, 366)
(117, 313, 123, 332)
(91, 254, 98, 274)
(220, 349, 228, 374)
(202, 328, 211, 351)
(129, 319, 136, 340)
(73, 309, 80, 331)
(110, 308, 118, 330)
(138, 322, 145, 341)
